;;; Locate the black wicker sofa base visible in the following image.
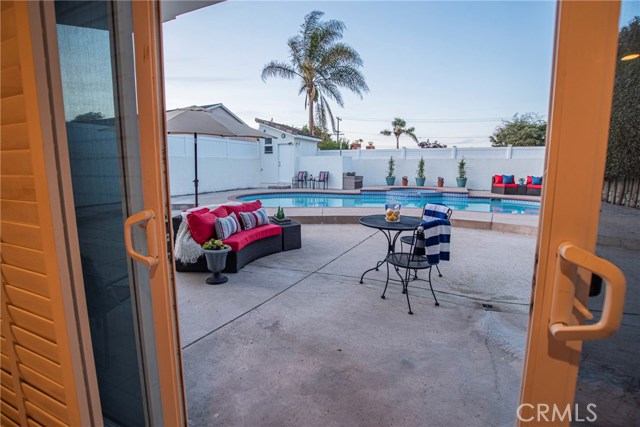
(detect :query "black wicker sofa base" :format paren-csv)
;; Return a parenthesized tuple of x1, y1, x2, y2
(172, 216, 282, 274)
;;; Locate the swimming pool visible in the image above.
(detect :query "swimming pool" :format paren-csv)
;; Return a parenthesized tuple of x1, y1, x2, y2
(238, 190, 540, 215)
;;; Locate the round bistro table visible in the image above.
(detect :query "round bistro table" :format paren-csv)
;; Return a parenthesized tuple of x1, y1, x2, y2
(358, 214, 422, 284)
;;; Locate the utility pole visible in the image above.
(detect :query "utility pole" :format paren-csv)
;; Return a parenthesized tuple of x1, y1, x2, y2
(336, 116, 342, 156)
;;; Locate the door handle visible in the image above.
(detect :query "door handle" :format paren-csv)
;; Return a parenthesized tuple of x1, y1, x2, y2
(124, 209, 159, 267)
(549, 242, 626, 341)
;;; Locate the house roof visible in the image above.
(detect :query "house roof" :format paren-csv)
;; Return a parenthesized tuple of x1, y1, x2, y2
(255, 118, 321, 140)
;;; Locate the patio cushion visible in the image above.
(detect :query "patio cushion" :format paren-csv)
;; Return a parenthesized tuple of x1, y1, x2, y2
(238, 208, 269, 230)
(527, 184, 543, 189)
(296, 171, 306, 181)
(318, 171, 329, 182)
(225, 200, 262, 216)
(527, 175, 533, 185)
(493, 183, 518, 188)
(502, 175, 515, 184)
(531, 176, 543, 185)
(186, 206, 229, 244)
(215, 212, 241, 240)
(493, 175, 503, 184)
(224, 224, 282, 251)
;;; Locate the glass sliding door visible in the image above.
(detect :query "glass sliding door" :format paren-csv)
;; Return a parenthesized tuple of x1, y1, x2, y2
(54, 1, 162, 425)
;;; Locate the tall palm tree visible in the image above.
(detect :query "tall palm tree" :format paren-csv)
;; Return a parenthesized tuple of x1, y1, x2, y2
(380, 118, 419, 149)
(261, 10, 369, 136)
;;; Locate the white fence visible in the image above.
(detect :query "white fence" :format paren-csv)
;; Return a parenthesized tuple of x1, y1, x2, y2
(310, 146, 545, 190)
(317, 146, 544, 160)
(168, 134, 260, 195)
(168, 138, 546, 194)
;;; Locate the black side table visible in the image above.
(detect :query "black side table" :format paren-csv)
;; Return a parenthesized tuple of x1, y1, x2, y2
(517, 184, 527, 195)
(271, 219, 302, 251)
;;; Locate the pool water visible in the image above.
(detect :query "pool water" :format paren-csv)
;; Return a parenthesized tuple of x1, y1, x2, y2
(238, 190, 540, 215)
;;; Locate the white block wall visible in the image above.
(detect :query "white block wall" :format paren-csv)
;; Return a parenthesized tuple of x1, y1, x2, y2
(319, 147, 545, 190)
(296, 155, 353, 189)
(168, 134, 261, 195)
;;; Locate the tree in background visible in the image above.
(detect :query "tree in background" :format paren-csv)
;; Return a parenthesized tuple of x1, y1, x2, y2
(261, 11, 369, 136)
(72, 112, 104, 122)
(489, 113, 547, 147)
(318, 136, 349, 150)
(380, 118, 418, 149)
(603, 17, 640, 207)
(299, 124, 349, 150)
(418, 139, 447, 148)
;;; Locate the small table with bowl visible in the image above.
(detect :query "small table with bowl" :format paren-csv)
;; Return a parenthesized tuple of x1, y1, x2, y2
(358, 203, 422, 284)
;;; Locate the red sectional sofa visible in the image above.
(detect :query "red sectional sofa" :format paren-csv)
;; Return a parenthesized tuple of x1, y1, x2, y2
(525, 175, 543, 196)
(172, 202, 283, 273)
(491, 174, 518, 195)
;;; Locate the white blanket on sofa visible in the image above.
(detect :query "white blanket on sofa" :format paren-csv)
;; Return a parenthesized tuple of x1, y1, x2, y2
(174, 202, 241, 264)
(174, 212, 204, 264)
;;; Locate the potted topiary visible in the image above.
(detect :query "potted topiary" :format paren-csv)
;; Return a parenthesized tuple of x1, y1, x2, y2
(456, 156, 468, 188)
(402, 176, 409, 186)
(202, 238, 232, 285)
(437, 176, 444, 187)
(271, 206, 290, 224)
(385, 156, 396, 186)
(415, 156, 426, 186)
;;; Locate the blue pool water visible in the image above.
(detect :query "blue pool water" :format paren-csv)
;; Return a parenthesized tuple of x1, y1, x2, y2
(238, 190, 540, 215)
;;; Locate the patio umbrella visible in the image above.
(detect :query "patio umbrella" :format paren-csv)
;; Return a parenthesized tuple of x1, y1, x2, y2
(166, 107, 264, 206)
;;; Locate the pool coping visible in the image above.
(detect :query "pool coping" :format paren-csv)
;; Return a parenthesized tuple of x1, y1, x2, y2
(224, 188, 540, 236)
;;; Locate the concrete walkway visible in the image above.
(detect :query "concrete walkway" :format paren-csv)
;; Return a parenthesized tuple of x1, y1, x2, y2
(171, 188, 541, 235)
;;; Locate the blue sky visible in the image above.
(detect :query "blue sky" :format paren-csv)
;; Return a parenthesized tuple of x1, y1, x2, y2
(162, 1, 633, 148)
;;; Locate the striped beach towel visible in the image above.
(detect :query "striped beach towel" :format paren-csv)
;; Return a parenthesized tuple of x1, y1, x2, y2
(419, 219, 451, 265)
(422, 203, 452, 221)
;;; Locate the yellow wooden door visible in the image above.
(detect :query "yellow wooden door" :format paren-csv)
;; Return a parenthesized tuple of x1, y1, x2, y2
(519, 1, 628, 425)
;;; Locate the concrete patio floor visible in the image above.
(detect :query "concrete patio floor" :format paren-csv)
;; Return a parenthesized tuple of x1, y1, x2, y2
(172, 193, 639, 427)
(178, 225, 535, 427)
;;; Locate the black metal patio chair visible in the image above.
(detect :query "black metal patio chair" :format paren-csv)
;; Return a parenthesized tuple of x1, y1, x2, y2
(384, 223, 443, 315)
(400, 203, 452, 278)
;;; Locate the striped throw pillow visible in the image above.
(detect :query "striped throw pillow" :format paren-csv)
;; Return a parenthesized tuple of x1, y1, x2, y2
(214, 212, 240, 240)
(238, 208, 269, 230)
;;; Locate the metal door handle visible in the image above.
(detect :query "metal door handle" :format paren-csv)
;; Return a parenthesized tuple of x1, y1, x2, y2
(549, 242, 626, 341)
(124, 209, 159, 267)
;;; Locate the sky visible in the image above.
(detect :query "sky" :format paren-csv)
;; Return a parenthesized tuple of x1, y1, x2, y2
(162, 1, 636, 148)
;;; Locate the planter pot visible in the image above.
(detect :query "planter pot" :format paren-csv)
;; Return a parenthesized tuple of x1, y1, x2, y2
(385, 176, 396, 186)
(415, 177, 426, 186)
(203, 247, 232, 285)
(456, 178, 467, 188)
(437, 181, 444, 187)
(401, 179, 408, 187)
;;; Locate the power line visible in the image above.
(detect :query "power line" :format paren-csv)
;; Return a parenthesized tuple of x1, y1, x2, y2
(340, 116, 546, 123)
(341, 130, 489, 138)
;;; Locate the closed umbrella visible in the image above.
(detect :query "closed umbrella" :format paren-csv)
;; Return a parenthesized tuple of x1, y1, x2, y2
(167, 107, 263, 206)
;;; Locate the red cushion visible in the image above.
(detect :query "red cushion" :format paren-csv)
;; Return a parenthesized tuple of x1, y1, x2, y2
(493, 183, 518, 188)
(493, 175, 503, 184)
(526, 176, 533, 185)
(223, 223, 282, 251)
(186, 206, 229, 244)
(186, 207, 208, 214)
(225, 200, 262, 216)
(527, 184, 543, 189)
